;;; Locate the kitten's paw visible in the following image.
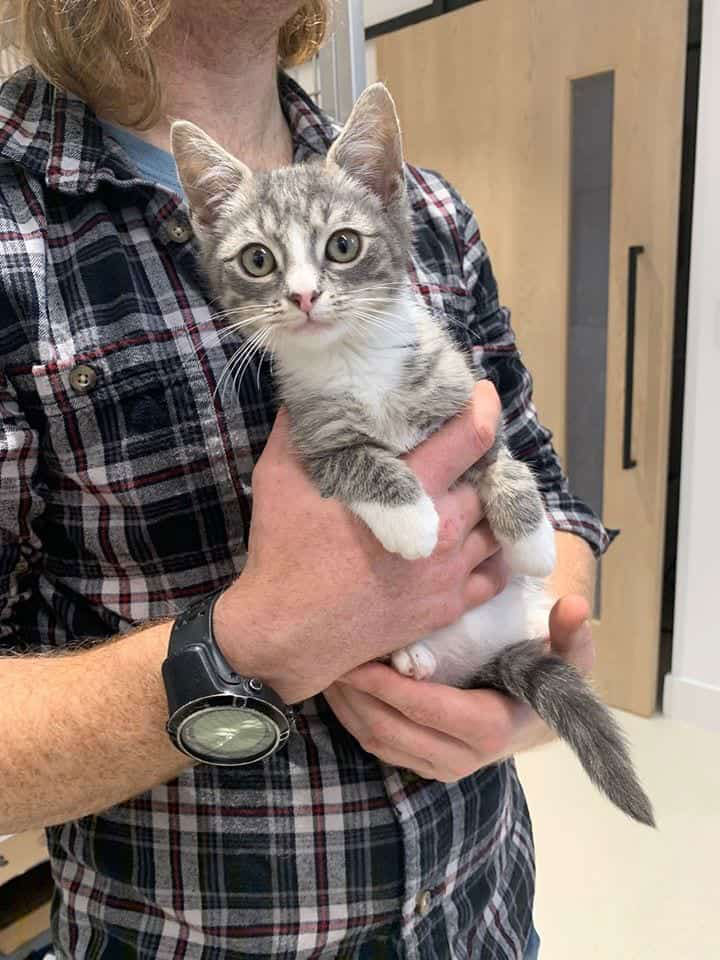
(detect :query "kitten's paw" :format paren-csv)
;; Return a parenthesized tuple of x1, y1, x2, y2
(392, 642, 437, 680)
(352, 495, 439, 560)
(503, 513, 556, 576)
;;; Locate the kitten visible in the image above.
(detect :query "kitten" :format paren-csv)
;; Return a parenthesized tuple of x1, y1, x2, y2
(172, 85, 654, 827)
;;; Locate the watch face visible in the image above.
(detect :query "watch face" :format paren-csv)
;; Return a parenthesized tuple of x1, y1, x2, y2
(179, 706, 279, 762)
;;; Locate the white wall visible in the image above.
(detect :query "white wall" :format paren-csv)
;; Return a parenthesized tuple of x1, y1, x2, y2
(363, 0, 429, 28)
(664, 0, 720, 731)
(287, 40, 378, 100)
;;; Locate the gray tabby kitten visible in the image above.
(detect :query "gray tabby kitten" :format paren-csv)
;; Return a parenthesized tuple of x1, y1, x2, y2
(172, 84, 654, 826)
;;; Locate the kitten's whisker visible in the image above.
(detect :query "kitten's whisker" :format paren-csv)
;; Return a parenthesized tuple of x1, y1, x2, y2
(216, 319, 267, 337)
(233, 329, 273, 394)
(214, 315, 272, 332)
(350, 310, 452, 350)
(229, 326, 272, 389)
(353, 301, 464, 340)
(227, 345, 264, 398)
(211, 304, 272, 320)
(213, 313, 284, 344)
(212, 298, 279, 314)
(346, 301, 402, 311)
(214, 327, 269, 399)
(341, 311, 392, 328)
(215, 320, 271, 342)
(256, 334, 274, 391)
(350, 310, 399, 332)
(214, 341, 257, 400)
(342, 280, 407, 291)
(210, 305, 279, 327)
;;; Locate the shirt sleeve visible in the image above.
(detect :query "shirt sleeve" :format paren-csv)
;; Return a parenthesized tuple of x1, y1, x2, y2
(458, 204, 614, 557)
(0, 368, 47, 648)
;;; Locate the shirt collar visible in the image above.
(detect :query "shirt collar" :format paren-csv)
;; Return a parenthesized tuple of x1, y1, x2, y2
(0, 66, 339, 195)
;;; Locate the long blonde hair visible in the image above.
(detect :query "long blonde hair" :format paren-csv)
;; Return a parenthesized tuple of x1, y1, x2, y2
(0, 1, 329, 127)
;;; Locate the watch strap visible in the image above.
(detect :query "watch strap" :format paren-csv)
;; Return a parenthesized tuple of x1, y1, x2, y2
(167, 588, 240, 685)
(165, 588, 298, 723)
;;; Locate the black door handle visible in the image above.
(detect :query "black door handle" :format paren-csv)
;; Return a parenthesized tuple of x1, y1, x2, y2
(623, 245, 644, 470)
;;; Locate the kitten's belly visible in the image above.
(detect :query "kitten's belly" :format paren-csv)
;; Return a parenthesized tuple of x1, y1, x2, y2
(417, 577, 553, 687)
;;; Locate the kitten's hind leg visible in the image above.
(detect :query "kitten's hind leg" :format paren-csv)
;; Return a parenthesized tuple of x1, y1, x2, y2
(466, 446, 556, 577)
(392, 642, 437, 681)
(395, 576, 551, 687)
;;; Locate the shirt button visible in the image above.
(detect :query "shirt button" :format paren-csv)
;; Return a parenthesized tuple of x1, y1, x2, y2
(416, 890, 432, 916)
(167, 218, 192, 243)
(69, 364, 98, 394)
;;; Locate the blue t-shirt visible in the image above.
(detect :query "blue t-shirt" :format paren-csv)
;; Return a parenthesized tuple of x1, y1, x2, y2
(100, 121, 183, 195)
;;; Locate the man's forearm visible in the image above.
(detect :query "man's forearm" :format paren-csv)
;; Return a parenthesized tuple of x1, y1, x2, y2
(549, 530, 596, 605)
(0, 622, 191, 834)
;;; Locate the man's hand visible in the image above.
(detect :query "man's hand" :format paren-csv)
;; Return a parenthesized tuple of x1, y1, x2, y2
(324, 594, 593, 782)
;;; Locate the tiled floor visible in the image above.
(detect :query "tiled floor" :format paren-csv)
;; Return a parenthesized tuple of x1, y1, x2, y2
(516, 710, 720, 959)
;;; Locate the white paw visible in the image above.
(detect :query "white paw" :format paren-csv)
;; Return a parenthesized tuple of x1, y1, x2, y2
(502, 513, 556, 576)
(392, 642, 437, 680)
(352, 495, 439, 560)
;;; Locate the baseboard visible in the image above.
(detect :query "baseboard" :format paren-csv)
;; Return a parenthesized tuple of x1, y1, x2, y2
(663, 673, 720, 732)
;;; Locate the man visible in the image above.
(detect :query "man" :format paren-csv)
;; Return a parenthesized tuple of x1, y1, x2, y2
(0, 2, 607, 956)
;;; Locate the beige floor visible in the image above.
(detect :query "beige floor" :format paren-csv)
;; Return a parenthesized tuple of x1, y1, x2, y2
(516, 710, 720, 960)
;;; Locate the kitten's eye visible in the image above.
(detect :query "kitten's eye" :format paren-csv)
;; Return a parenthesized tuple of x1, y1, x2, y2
(240, 244, 276, 277)
(326, 229, 361, 264)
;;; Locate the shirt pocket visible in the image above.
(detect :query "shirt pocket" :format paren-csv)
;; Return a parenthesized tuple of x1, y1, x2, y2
(25, 344, 210, 487)
(8, 341, 247, 591)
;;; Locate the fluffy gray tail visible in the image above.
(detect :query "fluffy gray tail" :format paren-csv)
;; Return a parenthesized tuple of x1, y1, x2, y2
(470, 640, 655, 827)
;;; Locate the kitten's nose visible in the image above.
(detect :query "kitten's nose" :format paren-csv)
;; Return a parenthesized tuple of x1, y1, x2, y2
(289, 289, 320, 314)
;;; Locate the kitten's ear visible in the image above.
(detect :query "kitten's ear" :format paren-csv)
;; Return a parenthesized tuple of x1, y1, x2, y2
(171, 120, 252, 227)
(327, 83, 405, 205)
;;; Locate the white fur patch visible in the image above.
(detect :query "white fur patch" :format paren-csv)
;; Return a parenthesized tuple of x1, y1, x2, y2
(285, 223, 319, 296)
(394, 576, 553, 687)
(501, 513, 556, 577)
(352, 495, 439, 559)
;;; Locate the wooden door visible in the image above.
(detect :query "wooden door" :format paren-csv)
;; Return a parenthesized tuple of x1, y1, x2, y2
(376, 0, 688, 714)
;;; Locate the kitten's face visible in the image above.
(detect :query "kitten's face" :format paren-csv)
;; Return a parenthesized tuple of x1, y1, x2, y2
(203, 161, 409, 353)
(172, 84, 411, 358)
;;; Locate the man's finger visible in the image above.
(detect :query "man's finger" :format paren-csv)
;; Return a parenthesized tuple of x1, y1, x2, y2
(338, 661, 521, 752)
(258, 408, 319, 490)
(436, 483, 485, 545)
(548, 594, 593, 675)
(406, 381, 501, 496)
(325, 683, 488, 779)
(462, 549, 510, 608)
(257, 407, 297, 465)
(459, 520, 500, 572)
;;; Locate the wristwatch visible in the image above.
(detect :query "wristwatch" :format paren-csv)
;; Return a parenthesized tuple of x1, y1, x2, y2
(162, 590, 296, 765)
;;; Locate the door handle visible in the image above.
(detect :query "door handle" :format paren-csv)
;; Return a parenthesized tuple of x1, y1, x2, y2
(623, 245, 644, 470)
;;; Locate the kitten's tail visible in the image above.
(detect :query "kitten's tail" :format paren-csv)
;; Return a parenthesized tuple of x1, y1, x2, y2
(470, 640, 655, 827)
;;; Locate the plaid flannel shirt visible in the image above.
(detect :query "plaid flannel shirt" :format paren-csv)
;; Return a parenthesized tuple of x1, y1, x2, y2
(0, 66, 610, 959)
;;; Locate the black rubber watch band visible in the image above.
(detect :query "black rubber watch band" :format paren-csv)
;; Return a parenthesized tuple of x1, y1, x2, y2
(167, 588, 241, 685)
(162, 589, 297, 765)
